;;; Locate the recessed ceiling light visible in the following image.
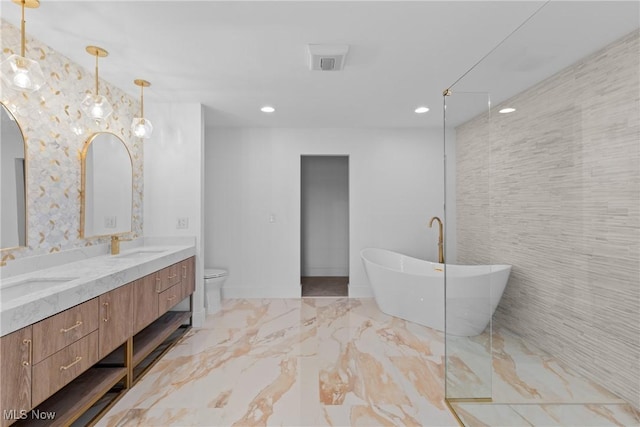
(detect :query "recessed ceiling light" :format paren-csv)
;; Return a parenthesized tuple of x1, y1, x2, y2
(261, 106, 275, 113)
(499, 107, 516, 114)
(414, 106, 429, 114)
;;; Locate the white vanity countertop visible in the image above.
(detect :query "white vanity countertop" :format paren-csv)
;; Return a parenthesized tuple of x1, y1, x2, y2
(0, 239, 196, 337)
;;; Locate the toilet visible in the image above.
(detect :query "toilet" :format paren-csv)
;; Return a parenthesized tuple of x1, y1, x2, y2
(204, 268, 227, 314)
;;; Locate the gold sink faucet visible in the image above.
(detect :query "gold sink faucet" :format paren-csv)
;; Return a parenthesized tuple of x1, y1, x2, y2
(428, 216, 444, 264)
(110, 235, 131, 255)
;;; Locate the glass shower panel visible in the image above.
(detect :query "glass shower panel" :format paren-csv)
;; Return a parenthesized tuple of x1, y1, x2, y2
(444, 91, 493, 400)
(441, 3, 639, 423)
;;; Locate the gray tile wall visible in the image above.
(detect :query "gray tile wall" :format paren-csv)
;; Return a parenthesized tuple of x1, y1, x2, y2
(456, 30, 640, 408)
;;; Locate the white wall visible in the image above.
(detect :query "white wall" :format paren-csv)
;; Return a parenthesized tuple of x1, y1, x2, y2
(301, 156, 349, 277)
(144, 102, 205, 326)
(205, 128, 455, 298)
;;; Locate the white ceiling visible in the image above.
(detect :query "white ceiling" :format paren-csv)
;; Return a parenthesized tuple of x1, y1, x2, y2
(1, 1, 638, 128)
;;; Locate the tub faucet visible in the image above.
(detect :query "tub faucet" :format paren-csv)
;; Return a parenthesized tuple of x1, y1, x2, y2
(428, 216, 444, 264)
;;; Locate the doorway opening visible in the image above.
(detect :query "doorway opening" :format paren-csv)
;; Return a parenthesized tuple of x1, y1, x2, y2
(300, 155, 349, 297)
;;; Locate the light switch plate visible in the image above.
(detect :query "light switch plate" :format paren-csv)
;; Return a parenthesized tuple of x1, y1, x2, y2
(177, 217, 189, 229)
(104, 216, 117, 228)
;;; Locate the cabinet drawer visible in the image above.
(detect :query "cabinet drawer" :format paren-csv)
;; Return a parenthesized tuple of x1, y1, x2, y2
(32, 330, 99, 407)
(32, 298, 99, 364)
(156, 263, 181, 293)
(158, 283, 183, 315)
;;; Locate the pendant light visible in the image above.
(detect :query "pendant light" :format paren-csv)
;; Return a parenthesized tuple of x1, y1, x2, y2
(0, 0, 45, 92)
(131, 79, 153, 138)
(81, 46, 113, 121)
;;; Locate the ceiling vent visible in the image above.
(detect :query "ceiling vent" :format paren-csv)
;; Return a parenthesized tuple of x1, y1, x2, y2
(307, 44, 349, 71)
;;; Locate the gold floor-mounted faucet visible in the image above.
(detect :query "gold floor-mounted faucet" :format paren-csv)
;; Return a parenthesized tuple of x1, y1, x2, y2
(428, 216, 444, 264)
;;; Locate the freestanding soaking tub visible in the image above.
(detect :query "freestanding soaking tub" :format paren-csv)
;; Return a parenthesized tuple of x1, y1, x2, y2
(360, 248, 511, 336)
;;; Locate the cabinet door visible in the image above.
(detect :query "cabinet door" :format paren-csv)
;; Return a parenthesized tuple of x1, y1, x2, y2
(0, 326, 32, 427)
(99, 283, 133, 359)
(180, 257, 195, 297)
(133, 275, 159, 334)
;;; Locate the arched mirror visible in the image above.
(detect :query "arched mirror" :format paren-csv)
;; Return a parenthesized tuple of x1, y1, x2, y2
(0, 103, 27, 249)
(81, 132, 133, 238)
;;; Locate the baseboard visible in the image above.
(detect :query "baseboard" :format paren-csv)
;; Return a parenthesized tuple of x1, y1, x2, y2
(191, 308, 206, 327)
(348, 285, 373, 298)
(220, 284, 373, 299)
(222, 286, 300, 299)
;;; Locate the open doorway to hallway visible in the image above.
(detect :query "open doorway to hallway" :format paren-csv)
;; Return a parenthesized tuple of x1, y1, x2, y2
(300, 155, 349, 297)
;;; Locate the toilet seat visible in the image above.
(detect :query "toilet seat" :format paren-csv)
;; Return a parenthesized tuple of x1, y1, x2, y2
(205, 268, 227, 279)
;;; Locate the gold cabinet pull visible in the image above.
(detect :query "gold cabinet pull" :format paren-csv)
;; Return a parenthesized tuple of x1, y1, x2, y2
(60, 321, 83, 333)
(155, 277, 161, 293)
(182, 265, 187, 278)
(59, 356, 82, 371)
(167, 274, 177, 279)
(22, 339, 32, 367)
(103, 302, 110, 322)
(167, 295, 177, 301)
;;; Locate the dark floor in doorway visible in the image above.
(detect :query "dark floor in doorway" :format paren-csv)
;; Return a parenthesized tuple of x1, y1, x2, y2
(301, 277, 348, 297)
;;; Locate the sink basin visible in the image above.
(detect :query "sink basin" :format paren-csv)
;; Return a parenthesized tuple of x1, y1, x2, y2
(116, 249, 165, 259)
(0, 277, 78, 300)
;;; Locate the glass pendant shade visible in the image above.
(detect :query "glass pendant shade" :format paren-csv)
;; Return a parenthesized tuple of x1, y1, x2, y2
(132, 79, 153, 139)
(81, 93, 113, 121)
(82, 46, 112, 122)
(1, 54, 45, 92)
(131, 117, 153, 139)
(2, 0, 44, 93)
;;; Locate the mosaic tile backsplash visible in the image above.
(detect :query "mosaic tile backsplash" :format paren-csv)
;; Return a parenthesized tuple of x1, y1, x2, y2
(0, 20, 142, 262)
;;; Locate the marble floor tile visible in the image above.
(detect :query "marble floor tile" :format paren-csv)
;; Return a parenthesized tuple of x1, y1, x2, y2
(446, 326, 625, 404)
(453, 403, 640, 427)
(491, 329, 624, 404)
(511, 404, 640, 427)
(98, 298, 458, 427)
(452, 403, 532, 427)
(98, 298, 635, 427)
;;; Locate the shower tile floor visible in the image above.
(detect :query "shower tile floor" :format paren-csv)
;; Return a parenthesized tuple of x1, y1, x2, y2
(97, 298, 639, 426)
(446, 326, 639, 426)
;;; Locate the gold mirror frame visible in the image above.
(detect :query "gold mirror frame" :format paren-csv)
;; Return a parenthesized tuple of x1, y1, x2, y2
(80, 132, 133, 239)
(0, 102, 28, 250)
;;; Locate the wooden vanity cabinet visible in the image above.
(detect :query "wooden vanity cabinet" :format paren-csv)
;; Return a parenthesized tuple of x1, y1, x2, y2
(1, 255, 195, 426)
(99, 283, 134, 359)
(0, 326, 32, 427)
